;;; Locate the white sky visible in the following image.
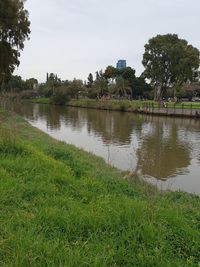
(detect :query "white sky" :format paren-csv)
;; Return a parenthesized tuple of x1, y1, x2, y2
(14, 0, 200, 82)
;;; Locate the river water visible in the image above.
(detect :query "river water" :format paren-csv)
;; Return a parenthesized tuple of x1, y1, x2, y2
(5, 102, 200, 195)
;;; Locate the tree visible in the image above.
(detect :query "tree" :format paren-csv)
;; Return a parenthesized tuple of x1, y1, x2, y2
(4, 75, 25, 92)
(104, 65, 116, 82)
(110, 76, 131, 98)
(142, 34, 200, 100)
(0, 0, 31, 85)
(120, 67, 136, 82)
(50, 86, 69, 105)
(132, 76, 152, 99)
(24, 78, 38, 90)
(47, 73, 61, 88)
(93, 77, 108, 98)
(95, 70, 104, 81)
(87, 73, 94, 88)
(68, 79, 84, 99)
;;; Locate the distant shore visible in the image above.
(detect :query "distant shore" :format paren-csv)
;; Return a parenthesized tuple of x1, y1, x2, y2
(29, 98, 200, 119)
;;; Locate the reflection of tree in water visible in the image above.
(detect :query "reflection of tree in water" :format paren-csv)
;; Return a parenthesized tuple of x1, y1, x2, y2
(136, 117, 191, 180)
(62, 107, 87, 131)
(47, 106, 140, 145)
(45, 105, 63, 131)
(7, 102, 198, 180)
(85, 109, 140, 145)
(1, 101, 35, 120)
(14, 103, 63, 131)
(35, 104, 62, 130)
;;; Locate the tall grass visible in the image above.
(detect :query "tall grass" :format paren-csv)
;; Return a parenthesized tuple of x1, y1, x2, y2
(0, 110, 199, 266)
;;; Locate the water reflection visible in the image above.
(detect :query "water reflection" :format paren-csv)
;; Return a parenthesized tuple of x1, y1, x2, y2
(3, 101, 200, 194)
(136, 119, 191, 179)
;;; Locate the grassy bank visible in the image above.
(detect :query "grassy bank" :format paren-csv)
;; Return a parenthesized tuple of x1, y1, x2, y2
(69, 99, 200, 110)
(0, 109, 200, 266)
(30, 98, 137, 111)
(31, 97, 200, 111)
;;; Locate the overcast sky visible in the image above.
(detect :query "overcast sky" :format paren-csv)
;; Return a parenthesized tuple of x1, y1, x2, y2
(14, 0, 200, 82)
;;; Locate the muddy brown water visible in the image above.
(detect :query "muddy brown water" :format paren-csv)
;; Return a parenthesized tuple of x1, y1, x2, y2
(4, 101, 200, 195)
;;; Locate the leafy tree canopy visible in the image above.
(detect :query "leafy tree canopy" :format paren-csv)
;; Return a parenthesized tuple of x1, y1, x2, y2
(142, 34, 200, 99)
(25, 78, 38, 90)
(0, 0, 30, 82)
(4, 75, 24, 92)
(104, 66, 117, 80)
(120, 67, 136, 84)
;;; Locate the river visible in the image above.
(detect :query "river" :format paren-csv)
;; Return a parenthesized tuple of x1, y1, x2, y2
(5, 101, 200, 195)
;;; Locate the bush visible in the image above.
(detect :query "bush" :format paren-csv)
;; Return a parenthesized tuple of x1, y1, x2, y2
(50, 87, 70, 105)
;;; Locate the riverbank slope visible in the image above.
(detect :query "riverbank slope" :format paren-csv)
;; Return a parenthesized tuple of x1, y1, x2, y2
(0, 109, 199, 266)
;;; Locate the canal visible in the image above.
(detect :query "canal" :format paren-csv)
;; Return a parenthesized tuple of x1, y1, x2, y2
(6, 101, 200, 195)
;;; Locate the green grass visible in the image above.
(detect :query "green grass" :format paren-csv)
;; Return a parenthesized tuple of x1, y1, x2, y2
(30, 97, 51, 104)
(30, 97, 200, 111)
(68, 99, 200, 110)
(0, 109, 200, 266)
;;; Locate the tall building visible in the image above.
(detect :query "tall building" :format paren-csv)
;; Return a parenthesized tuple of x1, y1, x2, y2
(116, 59, 127, 70)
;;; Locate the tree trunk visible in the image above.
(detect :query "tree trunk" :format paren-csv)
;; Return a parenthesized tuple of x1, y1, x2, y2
(154, 84, 162, 100)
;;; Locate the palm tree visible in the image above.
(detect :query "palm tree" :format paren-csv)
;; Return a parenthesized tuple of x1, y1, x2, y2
(93, 78, 108, 99)
(110, 76, 131, 98)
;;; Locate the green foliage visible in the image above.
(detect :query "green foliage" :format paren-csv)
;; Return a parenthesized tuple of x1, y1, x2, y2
(24, 78, 38, 90)
(46, 73, 62, 89)
(102, 65, 152, 99)
(38, 73, 62, 97)
(3, 76, 38, 93)
(38, 83, 53, 97)
(104, 65, 117, 81)
(68, 79, 84, 99)
(30, 97, 50, 104)
(142, 34, 200, 99)
(86, 73, 94, 88)
(0, 111, 199, 266)
(0, 0, 30, 82)
(92, 77, 108, 98)
(110, 76, 131, 97)
(38, 75, 84, 101)
(133, 76, 152, 98)
(4, 75, 25, 92)
(120, 66, 136, 82)
(50, 87, 69, 105)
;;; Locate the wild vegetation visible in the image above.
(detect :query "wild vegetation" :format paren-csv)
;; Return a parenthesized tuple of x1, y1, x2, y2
(0, 109, 200, 266)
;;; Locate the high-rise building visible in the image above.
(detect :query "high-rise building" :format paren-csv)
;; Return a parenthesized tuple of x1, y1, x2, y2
(116, 60, 127, 70)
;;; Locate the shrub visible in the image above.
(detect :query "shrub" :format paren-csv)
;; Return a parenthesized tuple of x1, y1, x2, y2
(50, 87, 70, 105)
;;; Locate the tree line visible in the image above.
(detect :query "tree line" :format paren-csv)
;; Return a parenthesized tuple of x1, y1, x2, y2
(0, 0, 200, 102)
(34, 68, 152, 105)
